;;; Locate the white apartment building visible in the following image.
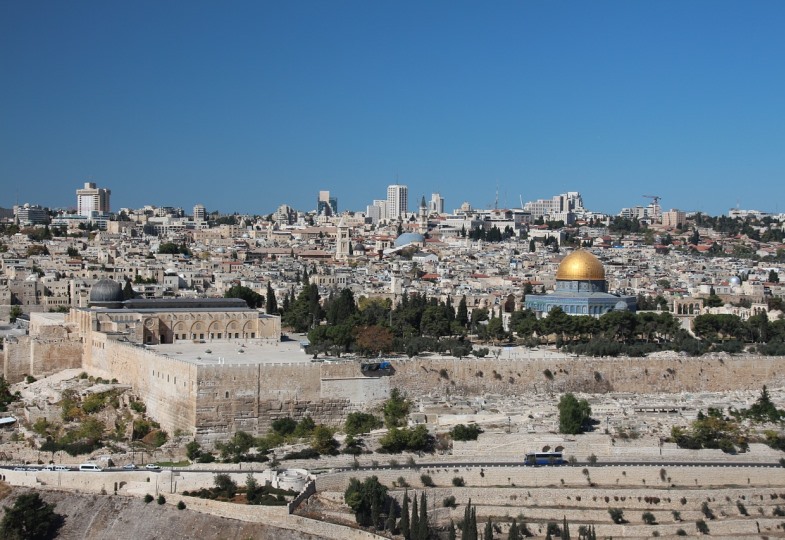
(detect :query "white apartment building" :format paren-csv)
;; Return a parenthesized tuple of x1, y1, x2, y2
(430, 193, 445, 215)
(387, 184, 408, 220)
(76, 182, 111, 217)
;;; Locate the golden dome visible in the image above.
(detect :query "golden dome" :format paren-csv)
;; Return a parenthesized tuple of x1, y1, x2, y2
(555, 250, 605, 281)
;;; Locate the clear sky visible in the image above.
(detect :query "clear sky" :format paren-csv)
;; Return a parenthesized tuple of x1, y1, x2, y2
(1, 1, 784, 217)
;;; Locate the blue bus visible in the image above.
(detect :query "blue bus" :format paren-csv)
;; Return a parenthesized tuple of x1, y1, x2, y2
(524, 451, 564, 466)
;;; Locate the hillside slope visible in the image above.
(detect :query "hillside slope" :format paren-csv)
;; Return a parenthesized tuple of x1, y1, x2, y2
(0, 484, 325, 540)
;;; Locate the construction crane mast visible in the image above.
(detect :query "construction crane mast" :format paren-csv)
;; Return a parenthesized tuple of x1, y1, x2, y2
(643, 195, 662, 223)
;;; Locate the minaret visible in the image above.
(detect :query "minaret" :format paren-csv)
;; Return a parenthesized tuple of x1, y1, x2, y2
(418, 195, 428, 234)
(335, 216, 350, 260)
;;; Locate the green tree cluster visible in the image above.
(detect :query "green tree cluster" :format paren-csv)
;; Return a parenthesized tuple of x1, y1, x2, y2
(558, 393, 592, 435)
(379, 425, 433, 453)
(224, 285, 264, 309)
(449, 424, 483, 441)
(344, 476, 392, 529)
(345, 412, 383, 435)
(0, 493, 63, 540)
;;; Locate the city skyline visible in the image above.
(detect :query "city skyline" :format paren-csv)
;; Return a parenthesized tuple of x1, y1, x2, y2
(2, 1, 785, 215)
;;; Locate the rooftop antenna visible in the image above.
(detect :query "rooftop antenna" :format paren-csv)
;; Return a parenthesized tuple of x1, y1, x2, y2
(494, 184, 499, 210)
(519, 195, 524, 209)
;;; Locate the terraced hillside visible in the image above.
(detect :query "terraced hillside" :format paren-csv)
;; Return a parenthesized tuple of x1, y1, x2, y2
(308, 464, 785, 538)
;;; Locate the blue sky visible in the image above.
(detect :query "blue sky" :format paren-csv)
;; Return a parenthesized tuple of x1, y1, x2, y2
(2, 1, 784, 216)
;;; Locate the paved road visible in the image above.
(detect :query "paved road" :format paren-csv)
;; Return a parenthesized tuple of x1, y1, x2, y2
(3, 460, 782, 474)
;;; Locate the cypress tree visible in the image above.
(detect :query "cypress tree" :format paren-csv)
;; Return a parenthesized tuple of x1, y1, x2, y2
(562, 516, 570, 540)
(400, 491, 410, 540)
(385, 497, 397, 532)
(461, 500, 470, 540)
(266, 281, 277, 314)
(508, 519, 519, 540)
(470, 507, 477, 540)
(457, 295, 469, 327)
(419, 491, 428, 540)
(410, 493, 419, 540)
(371, 496, 380, 530)
(483, 517, 493, 540)
(448, 520, 456, 540)
(302, 266, 309, 285)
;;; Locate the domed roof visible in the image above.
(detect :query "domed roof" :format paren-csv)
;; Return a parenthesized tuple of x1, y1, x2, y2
(394, 232, 425, 247)
(89, 279, 123, 304)
(555, 250, 605, 281)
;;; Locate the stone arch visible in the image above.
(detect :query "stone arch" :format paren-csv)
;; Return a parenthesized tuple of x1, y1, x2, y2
(226, 319, 240, 339)
(207, 320, 223, 340)
(190, 321, 205, 340)
(541, 445, 551, 452)
(172, 321, 187, 341)
(242, 320, 256, 339)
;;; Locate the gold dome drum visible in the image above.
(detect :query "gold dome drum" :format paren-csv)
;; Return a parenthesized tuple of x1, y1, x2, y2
(555, 250, 605, 281)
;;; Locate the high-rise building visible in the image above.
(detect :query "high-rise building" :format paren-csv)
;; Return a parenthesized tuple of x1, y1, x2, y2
(430, 193, 445, 215)
(386, 184, 408, 220)
(662, 209, 686, 229)
(14, 203, 49, 225)
(317, 190, 338, 216)
(193, 204, 207, 221)
(76, 182, 111, 217)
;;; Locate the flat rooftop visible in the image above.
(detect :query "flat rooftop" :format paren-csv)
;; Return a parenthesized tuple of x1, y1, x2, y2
(146, 338, 313, 366)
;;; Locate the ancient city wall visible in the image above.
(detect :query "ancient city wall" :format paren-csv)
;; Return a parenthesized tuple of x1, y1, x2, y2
(379, 354, 785, 397)
(83, 335, 199, 437)
(195, 362, 349, 446)
(2, 335, 82, 383)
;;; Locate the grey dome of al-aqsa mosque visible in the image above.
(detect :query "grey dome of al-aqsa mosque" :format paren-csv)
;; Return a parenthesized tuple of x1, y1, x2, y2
(89, 279, 124, 307)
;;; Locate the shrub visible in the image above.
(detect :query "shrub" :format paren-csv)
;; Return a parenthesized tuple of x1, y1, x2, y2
(282, 448, 320, 460)
(130, 401, 146, 413)
(420, 474, 435, 487)
(26, 375, 36, 384)
(452, 476, 465, 487)
(443, 495, 457, 508)
(737, 501, 748, 516)
(701, 502, 715, 520)
(696, 519, 709, 534)
(608, 508, 626, 524)
(676, 528, 687, 536)
(144, 494, 153, 503)
(774, 505, 785, 516)
(642, 511, 656, 525)
(672, 510, 681, 521)
(449, 424, 483, 441)
(157, 495, 166, 505)
(177, 500, 186, 510)
(344, 412, 383, 436)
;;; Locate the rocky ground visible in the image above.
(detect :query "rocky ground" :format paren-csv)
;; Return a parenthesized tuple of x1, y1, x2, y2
(0, 484, 326, 540)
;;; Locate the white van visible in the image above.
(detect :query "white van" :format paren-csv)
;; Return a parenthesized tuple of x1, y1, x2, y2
(78, 463, 102, 472)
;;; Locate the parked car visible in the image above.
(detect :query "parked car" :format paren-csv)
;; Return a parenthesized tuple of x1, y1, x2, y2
(145, 464, 161, 470)
(78, 463, 102, 472)
(123, 463, 137, 470)
(54, 465, 70, 471)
